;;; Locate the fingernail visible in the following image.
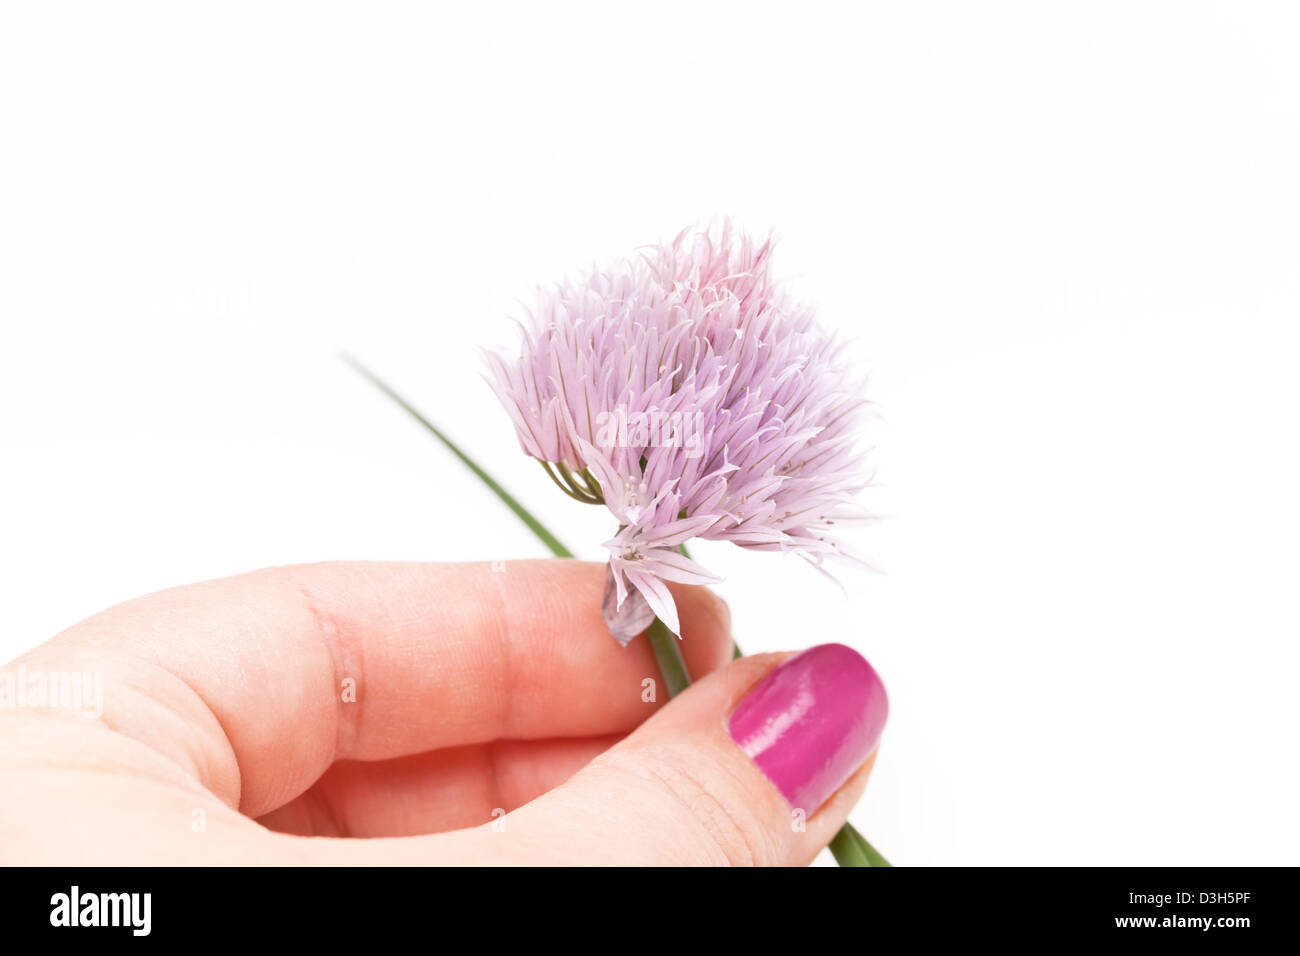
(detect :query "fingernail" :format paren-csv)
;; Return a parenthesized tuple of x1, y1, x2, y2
(727, 643, 888, 815)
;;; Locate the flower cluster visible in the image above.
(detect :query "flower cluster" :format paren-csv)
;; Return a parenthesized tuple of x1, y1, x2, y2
(486, 223, 874, 641)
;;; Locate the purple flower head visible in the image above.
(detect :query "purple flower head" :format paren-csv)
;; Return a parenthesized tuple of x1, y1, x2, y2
(486, 222, 875, 642)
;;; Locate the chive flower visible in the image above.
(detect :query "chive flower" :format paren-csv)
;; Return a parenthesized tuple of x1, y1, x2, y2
(486, 223, 874, 641)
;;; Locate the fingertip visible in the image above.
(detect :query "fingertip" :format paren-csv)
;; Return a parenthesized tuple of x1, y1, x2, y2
(667, 583, 733, 677)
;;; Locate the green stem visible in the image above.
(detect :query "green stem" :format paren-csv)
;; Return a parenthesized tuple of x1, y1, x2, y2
(344, 354, 574, 558)
(646, 618, 691, 698)
(829, 823, 893, 867)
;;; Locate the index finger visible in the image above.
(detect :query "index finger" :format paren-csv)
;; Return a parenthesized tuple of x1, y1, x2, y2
(12, 560, 732, 817)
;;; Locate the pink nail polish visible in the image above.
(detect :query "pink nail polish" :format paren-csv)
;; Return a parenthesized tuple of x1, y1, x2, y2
(727, 643, 888, 814)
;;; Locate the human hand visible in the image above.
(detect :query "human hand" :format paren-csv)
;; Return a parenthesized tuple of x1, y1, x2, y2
(0, 561, 886, 865)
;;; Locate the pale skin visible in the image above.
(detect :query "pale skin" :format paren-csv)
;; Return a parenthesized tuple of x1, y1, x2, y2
(0, 560, 875, 865)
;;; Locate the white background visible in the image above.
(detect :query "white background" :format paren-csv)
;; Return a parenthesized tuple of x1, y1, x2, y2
(2, 2, 1298, 865)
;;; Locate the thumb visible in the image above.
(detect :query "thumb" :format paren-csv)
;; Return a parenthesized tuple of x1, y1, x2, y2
(336, 643, 887, 866)
(504, 642, 887, 865)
